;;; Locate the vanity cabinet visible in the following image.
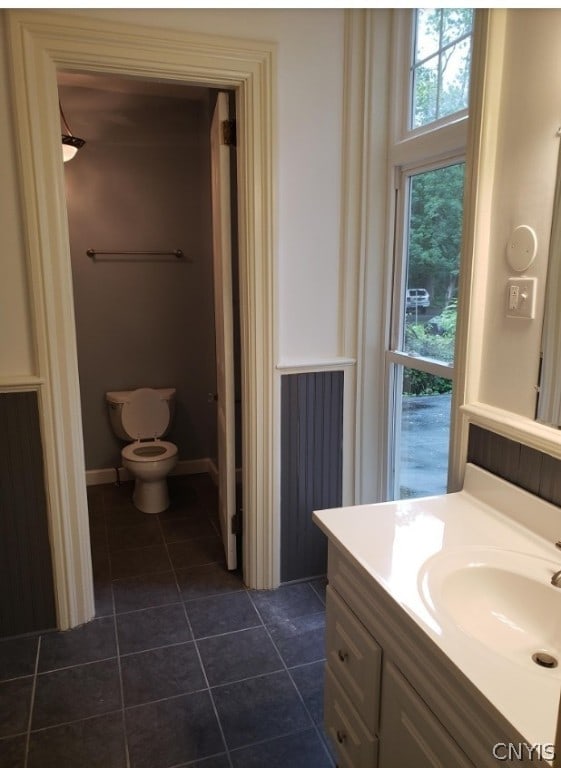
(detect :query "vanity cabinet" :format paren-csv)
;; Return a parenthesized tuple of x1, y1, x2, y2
(317, 467, 558, 768)
(324, 545, 478, 768)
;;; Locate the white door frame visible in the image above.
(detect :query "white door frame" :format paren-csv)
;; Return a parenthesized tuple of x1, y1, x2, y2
(6, 10, 277, 629)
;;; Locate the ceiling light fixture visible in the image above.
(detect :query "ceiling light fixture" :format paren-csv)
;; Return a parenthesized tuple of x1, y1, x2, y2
(60, 102, 85, 162)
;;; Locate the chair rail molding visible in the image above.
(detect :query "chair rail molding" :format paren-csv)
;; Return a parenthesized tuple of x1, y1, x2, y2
(6, 9, 277, 627)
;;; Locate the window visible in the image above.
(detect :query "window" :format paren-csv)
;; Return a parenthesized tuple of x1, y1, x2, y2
(411, 9, 474, 130)
(385, 10, 474, 500)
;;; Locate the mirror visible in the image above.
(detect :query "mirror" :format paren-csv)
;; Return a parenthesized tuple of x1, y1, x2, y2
(537, 139, 561, 428)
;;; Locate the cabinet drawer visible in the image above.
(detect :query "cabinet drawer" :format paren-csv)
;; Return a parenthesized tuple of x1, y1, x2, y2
(326, 585, 382, 733)
(325, 665, 379, 768)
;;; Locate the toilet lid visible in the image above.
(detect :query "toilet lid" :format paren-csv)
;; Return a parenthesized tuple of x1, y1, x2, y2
(121, 388, 169, 439)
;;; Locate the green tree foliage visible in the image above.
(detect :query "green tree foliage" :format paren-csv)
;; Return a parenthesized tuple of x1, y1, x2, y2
(405, 303, 456, 363)
(407, 164, 465, 307)
(403, 368, 452, 396)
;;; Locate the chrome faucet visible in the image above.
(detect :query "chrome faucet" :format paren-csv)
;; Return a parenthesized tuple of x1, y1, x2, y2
(551, 570, 561, 587)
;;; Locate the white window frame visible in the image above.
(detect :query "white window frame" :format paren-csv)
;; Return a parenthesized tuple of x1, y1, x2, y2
(383, 9, 473, 500)
(390, 11, 469, 164)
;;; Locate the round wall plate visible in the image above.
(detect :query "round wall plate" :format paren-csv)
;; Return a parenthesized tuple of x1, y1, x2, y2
(506, 225, 538, 272)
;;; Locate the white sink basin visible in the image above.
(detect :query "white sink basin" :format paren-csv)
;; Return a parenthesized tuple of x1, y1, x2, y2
(419, 547, 561, 666)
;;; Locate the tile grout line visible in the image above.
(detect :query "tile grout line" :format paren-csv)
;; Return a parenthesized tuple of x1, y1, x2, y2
(188, 627, 235, 768)
(245, 586, 335, 765)
(156, 508, 235, 768)
(113, 605, 131, 768)
(104, 483, 132, 768)
(20, 707, 126, 735)
(227, 724, 331, 763)
(294, 583, 334, 764)
(22, 634, 41, 768)
(96, 481, 332, 765)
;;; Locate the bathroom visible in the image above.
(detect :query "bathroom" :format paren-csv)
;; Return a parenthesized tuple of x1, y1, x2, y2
(4, 7, 561, 766)
(59, 72, 241, 539)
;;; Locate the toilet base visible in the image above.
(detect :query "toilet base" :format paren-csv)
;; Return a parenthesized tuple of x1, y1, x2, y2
(132, 478, 170, 514)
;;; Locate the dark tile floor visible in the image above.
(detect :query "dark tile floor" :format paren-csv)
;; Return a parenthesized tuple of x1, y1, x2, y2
(0, 474, 334, 768)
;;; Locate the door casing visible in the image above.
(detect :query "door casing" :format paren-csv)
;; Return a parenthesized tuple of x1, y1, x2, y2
(6, 10, 277, 628)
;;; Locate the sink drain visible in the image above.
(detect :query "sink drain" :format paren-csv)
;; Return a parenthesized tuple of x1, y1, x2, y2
(532, 651, 558, 668)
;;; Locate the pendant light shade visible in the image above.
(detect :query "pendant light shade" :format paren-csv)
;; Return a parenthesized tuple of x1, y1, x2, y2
(60, 102, 85, 162)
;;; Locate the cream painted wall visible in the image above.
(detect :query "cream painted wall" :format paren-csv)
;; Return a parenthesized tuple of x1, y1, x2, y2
(477, 10, 561, 417)
(31, 8, 345, 366)
(0, 9, 344, 377)
(0, 13, 34, 378)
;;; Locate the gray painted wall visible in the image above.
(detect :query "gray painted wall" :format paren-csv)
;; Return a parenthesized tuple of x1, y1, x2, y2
(61, 79, 218, 470)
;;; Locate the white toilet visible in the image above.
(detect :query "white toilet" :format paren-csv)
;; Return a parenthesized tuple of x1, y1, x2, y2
(106, 387, 178, 514)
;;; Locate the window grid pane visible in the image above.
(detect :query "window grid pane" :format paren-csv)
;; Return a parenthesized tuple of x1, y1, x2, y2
(411, 8, 473, 130)
(439, 38, 472, 121)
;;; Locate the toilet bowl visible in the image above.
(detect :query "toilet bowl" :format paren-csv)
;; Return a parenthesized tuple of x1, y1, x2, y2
(106, 387, 178, 514)
(122, 440, 178, 514)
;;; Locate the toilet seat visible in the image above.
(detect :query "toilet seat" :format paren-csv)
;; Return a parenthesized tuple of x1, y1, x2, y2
(122, 440, 177, 463)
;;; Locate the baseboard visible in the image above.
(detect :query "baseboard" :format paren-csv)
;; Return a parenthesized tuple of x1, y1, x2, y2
(86, 458, 216, 487)
(207, 459, 219, 486)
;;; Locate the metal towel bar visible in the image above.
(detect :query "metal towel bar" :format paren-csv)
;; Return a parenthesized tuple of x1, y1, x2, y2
(86, 248, 184, 259)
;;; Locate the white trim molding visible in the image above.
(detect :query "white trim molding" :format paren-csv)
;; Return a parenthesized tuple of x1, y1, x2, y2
(6, 10, 277, 627)
(0, 376, 45, 393)
(342, 10, 392, 505)
(276, 357, 356, 374)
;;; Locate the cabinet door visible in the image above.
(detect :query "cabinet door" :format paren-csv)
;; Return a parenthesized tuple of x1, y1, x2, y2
(326, 586, 382, 733)
(379, 663, 475, 768)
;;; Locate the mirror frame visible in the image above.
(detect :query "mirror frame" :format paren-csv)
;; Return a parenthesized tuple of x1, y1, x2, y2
(536, 139, 561, 429)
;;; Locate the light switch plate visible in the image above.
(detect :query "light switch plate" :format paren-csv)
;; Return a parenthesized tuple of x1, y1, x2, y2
(506, 277, 537, 319)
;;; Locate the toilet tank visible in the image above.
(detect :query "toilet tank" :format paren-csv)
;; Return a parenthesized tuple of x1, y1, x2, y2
(106, 387, 176, 441)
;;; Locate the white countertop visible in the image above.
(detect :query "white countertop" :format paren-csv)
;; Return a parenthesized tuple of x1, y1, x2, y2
(313, 463, 561, 754)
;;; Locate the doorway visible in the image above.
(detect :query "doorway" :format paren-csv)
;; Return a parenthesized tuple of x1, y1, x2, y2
(58, 72, 241, 570)
(6, 11, 276, 629)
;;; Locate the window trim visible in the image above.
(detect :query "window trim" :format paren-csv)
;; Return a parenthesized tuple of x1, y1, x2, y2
(387, 351, 455, 381)
(383, 8, 473, 501)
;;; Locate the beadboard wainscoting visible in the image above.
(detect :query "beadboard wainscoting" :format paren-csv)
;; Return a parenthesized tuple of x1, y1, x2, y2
(0, 391, 56, 637)
(468, 423, 561, 506)
(280, 371, 344, 582)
